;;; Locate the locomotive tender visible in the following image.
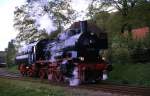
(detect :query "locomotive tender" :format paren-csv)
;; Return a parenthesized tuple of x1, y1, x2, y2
(16, 20, 111, 86)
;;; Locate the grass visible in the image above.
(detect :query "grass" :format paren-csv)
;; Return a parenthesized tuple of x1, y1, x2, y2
(0, 78, 66, 96)
(107, 63, 150, 87)
(0, 78, 114, 96)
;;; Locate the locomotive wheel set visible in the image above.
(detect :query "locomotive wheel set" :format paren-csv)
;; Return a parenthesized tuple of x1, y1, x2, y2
(16, 21, 112, 86)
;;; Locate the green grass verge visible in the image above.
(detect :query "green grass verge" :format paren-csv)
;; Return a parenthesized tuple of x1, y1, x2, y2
(0, 78, 66, 96)
(0, 78, 110, 96)
(107, 63, 150, 87)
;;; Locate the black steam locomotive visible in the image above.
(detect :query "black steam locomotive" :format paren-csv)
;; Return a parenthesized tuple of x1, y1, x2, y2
(16, 21, 111, 86)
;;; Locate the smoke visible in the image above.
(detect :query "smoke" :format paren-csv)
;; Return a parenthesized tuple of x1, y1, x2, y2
(37, 13, 56, 34)
(28, 1, 56, 34)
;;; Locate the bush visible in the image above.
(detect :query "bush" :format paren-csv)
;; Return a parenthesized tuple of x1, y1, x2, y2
(111, 48, 130, 64)
(108, 63, 150, 87)
(130, 48, 150, 63)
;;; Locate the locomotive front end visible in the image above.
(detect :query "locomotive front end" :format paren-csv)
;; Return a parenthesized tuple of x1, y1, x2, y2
(71, 21, 111, 84)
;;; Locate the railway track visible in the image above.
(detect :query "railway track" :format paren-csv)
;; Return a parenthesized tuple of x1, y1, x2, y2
(0, 68, 20, 78)
(0, 68, 150, 96)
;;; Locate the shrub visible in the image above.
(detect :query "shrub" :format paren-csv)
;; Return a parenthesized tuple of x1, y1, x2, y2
(111, 48, 130, 64)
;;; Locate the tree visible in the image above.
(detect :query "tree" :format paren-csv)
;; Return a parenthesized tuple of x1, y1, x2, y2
(88, 0, 150, 33)
(46, 0, 76, 33)
(14, 0, 76, 44)
(89, 11, 110, 31)
(88, 0, 150, 47)
(14, 4, 49, 44)
(87, 0, 150, 63)
(5, 40, 16, 67)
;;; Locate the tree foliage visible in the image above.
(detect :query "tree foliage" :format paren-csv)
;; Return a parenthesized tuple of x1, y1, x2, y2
(14, 0, 76, 44)
(14, 4, 48, 44)
(88, 0, 150, 33)
(5, 40, 16, 67)
(92, 11, 110, 31)
(46, 0, 76, 32)
(87, 0, 150, 63)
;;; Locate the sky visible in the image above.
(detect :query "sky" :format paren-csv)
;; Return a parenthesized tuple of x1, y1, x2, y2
(0, 0, 25, 51)
(0, 0, 89, 51)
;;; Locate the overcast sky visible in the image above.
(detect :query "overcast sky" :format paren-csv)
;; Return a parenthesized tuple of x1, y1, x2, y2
(0, 0, 89, 51)
(0, 0, 25, 51)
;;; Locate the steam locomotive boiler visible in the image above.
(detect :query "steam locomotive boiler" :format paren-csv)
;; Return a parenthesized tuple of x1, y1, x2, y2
(16, 20, 112, 86)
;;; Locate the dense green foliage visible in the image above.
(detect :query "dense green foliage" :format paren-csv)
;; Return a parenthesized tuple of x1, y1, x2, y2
(0, 51, 6, 64)
(88, 0, 150, 31)
(87, 0, 150, 63)
(108, 63, 150, 86)
(47, 0, 76, 32)
(5, 40, 16, 67)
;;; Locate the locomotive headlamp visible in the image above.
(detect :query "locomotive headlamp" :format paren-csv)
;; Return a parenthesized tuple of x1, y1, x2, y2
(79, 57, 84, 61)
(75, 39, 78, 42)
(102, 57, 106, 60)
(90, 32, 94, 35)
(26, 66, 29, 69)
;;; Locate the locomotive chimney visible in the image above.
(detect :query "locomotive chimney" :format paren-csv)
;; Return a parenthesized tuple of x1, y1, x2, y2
(80, 21, 88, 33)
